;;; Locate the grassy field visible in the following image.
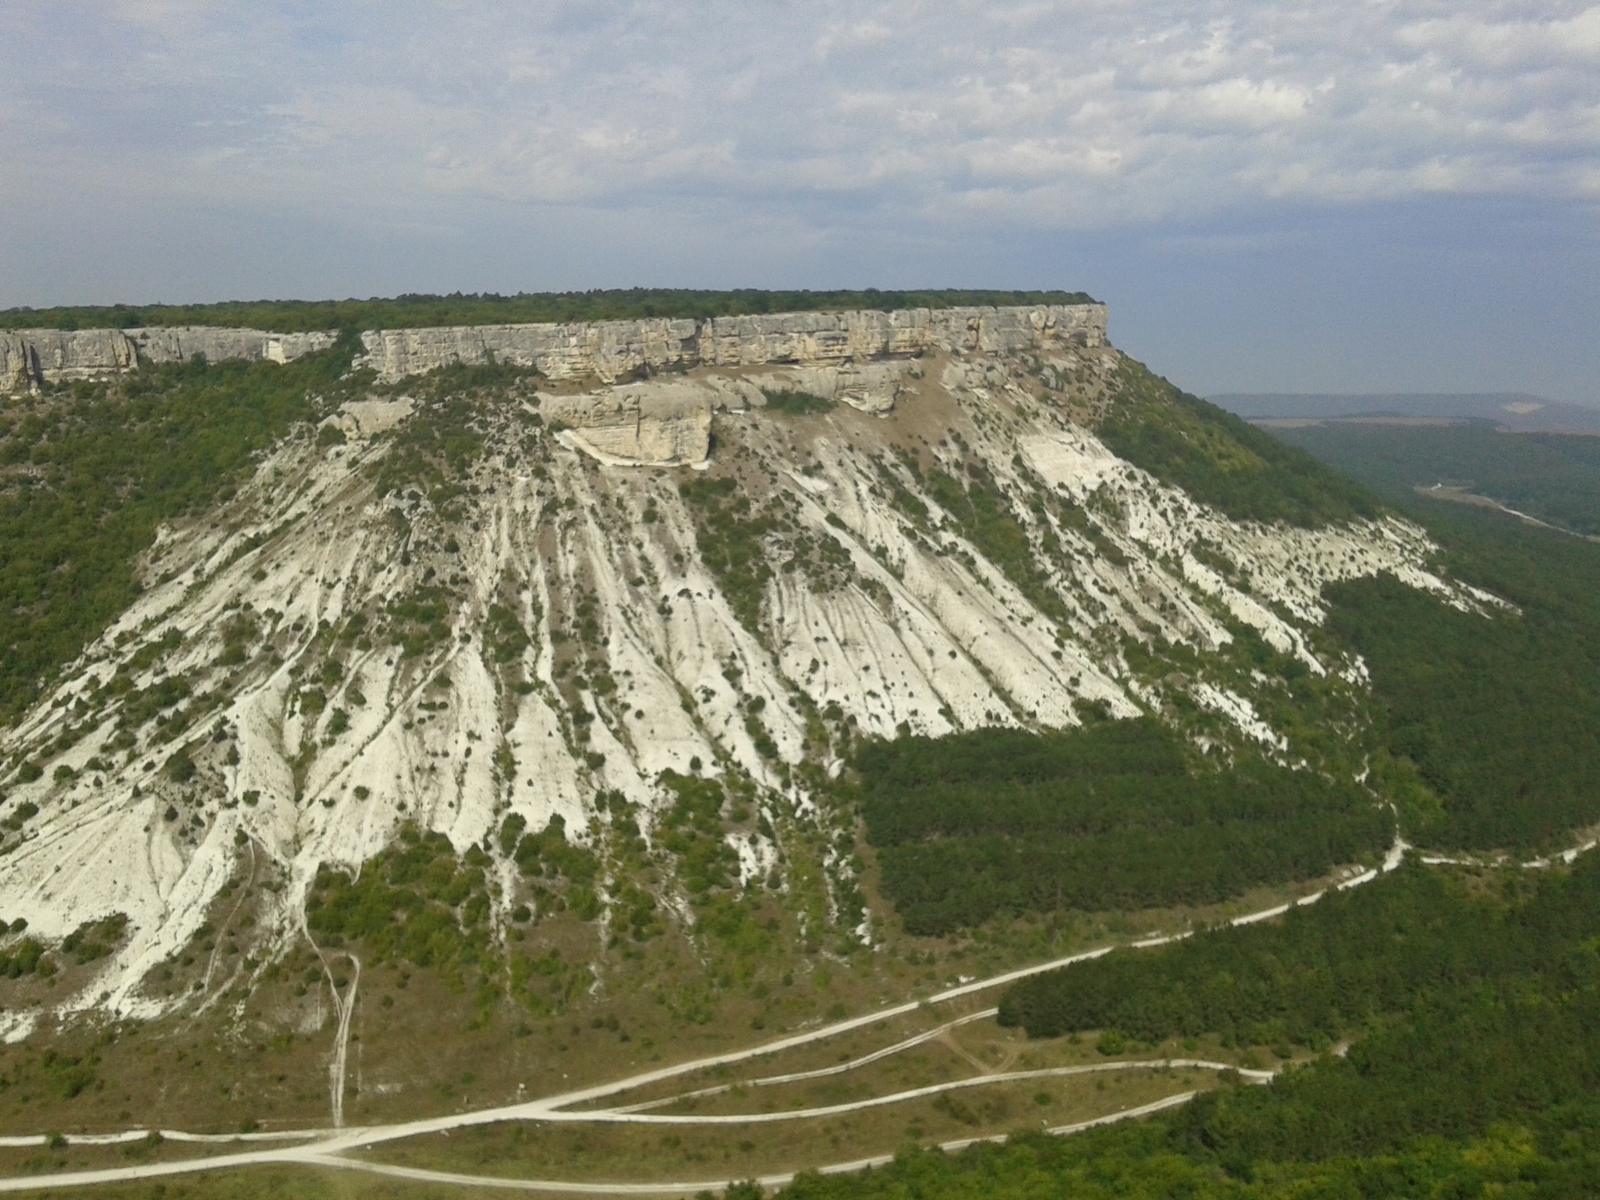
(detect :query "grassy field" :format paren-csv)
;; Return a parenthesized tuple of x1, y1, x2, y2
(354, 1069, 1220, 1185)
(0, 1006, 1259, 1197)
(0, 847, 1354, 1141)
(3, 1167, 501, 1200)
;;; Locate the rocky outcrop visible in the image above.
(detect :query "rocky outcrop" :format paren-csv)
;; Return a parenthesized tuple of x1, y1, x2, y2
(2, 306, 1104, 395)
(742, 361, 913, 415)
(0, 327, 338, 392)
(130, 327, 338, 368)
(2, 328, 138, 391)
(354, 304, 1108, 384)
(544, 381, 714, 467)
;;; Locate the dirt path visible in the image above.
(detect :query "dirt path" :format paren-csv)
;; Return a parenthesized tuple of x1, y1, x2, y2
(305, 926, 360, 1128)
(515, 1059, 1274, 1128)
(300, 1094, 1204, 1195)
(0, 835, 1451, 1193)
(612, 1008, 998, 1114)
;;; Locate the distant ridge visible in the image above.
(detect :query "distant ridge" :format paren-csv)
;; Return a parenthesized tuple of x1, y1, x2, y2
(1209, 392, 1600, 434)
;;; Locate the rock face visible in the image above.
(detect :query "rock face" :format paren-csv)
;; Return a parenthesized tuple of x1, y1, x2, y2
(543, 381, 714, 466)
(0, 327, 338, 392)
(1, 328, 138, 391)
(745, 361, 912, 415)
(353, 304, 1108, 384)
(1, 305, 1103, 395)
(129, 327, 338, 368)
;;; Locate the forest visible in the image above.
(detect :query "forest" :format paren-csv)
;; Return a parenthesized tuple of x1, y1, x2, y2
(766, 1097, 1600, 1199)
(1273, 419, 1600, 537)
(996, 858, 1597, 1047)
(1304, 441, 1600, 850)
(0, 288, 1096, 334)
(766, 854, 1600, 1200)
(849, 720, 1391, 934)
(1326, 566, 1600, 850)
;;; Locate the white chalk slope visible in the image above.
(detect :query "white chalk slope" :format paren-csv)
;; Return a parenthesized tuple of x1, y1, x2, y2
(0, 338, 1485, 1035)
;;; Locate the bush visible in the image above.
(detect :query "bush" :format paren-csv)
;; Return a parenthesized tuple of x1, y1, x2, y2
(762, 389, 832, 416)
(306, 825, 494, 980)
(164, 750, 196, 783)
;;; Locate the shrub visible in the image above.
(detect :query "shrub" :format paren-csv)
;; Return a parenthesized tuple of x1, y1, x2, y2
(761, 389, 832, 416)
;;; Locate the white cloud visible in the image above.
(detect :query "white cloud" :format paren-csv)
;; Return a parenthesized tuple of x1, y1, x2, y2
(3, 0, 1598, 234)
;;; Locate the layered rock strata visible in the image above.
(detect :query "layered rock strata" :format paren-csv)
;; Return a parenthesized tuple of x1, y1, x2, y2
(1, 305, 1105, 395)
(0, 327, 339, 392)
(543, 381, 715, 466)
(353, 304, 1108, 384)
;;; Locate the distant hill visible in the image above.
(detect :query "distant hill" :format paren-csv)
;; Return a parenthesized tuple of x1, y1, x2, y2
(1209, 392, 1600, 434)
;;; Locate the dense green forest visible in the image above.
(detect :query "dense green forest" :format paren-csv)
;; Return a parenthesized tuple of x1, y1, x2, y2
(997, 859, 1595, 1046)
(0, 339, 364, 725)
(1284, 429, 1600, 850)
(0, 289, 1096, 333)
(1272, 420, 1600, 536)
(767, 1099, 1600, 1199)
(849, 721, 1390, 934)
(1096, 361, 1381, 529)
(766, 854, 1600, 1200)
(1326, 567, 1600, 850)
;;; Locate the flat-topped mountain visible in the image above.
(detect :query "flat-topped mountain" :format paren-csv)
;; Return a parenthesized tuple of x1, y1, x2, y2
(2, 297, 1586, 1156)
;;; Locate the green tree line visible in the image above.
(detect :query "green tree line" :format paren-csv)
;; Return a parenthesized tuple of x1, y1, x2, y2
(997, 858, 1596, 1046)
(1323, 505, 1600, 851)
(1, 289, 1097, 334)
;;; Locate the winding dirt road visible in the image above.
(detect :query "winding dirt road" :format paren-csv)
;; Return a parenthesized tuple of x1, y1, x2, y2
(0, 838, 1423, 1195)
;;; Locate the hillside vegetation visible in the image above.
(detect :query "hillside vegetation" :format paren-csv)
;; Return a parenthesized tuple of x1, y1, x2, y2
(0, 338, 364, 724)
(0, 288, 1096, 333)
(1277, 424, 1600, 851)
(779, 855, 1600, 1200)
(1272, 419, 1600, 536)
(1098, 361, 1381, 528)
(1327, 561, 1600, 850)
(850, 720, 1390, 934)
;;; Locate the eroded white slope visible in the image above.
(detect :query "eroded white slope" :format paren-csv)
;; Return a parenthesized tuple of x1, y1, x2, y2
(0, 349, 1484, 1032)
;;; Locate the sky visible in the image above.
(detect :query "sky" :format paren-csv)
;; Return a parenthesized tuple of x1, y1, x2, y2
(3, 1, 1598, 402)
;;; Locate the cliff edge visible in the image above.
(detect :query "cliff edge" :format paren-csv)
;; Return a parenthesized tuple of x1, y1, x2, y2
(0, 304, 1107, 394)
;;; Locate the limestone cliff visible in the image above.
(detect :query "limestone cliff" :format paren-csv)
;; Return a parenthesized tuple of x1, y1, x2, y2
(352, 304, 1108, 384)
(0, 327, 338, 392)
(1, 305, 1101, 396)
